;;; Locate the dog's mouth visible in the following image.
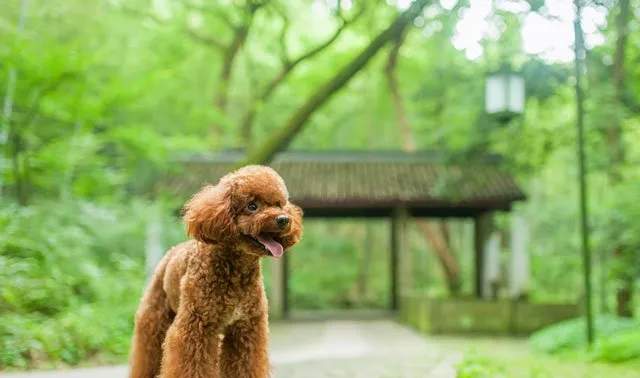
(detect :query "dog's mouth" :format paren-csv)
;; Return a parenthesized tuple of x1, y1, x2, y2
(247, 233, 284, 258)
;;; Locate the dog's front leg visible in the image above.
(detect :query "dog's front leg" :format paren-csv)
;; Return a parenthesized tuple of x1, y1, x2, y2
(158, 309, 220, 378)
(219, 312, 270, 378)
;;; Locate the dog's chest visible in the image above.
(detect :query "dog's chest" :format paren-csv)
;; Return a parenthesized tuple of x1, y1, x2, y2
(225, 306, 244, 326)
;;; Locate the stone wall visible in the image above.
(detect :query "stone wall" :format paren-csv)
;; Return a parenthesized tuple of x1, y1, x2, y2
(399, 295, 580, 335)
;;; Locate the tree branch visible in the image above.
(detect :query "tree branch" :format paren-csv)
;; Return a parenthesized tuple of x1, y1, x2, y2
(185, 27, 226, 50)
(290, 4, 365, 67)
(237, 2, 366, 147)
(385, 30, 415, 152)
(120, 5, 228, 51)
(274, 6, 291, 66)
(239, 0, 432, 166)
(182, 2, 237, 29)
(210, 0, 268, 139)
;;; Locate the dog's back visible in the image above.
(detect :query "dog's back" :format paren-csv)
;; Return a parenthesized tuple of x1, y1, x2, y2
(161, 240, 195, 313)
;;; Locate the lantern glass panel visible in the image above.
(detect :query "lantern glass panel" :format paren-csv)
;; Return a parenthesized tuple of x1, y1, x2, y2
(508, 75, 525, 114)
(485, 74, 507, 114)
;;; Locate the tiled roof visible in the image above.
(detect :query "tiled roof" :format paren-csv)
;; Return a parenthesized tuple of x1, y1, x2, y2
(159, 151, 526, 210)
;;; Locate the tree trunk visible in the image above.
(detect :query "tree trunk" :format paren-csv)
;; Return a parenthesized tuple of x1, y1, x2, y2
(384, 28, 461, 296)
(385, 32, 416, 152)
(611, 0, 632, 318)
(214, 26, 249, 112)
(239, 0, 433, 166)
(508, 215, 530, 300)
(210, 2, 265, 143)
(609, 0, 628, 180)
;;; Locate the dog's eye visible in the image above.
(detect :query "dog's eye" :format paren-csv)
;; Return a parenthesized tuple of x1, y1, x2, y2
(247, 203, 258, 212)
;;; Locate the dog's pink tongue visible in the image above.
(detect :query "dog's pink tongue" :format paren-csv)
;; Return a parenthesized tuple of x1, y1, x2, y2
(256, 234, 284, 258)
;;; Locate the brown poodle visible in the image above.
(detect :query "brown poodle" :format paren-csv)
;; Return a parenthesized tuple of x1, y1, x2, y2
(128, 165, 303, 378)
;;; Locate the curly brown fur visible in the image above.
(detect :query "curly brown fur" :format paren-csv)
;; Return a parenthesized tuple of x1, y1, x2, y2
(128, 165, 303, 378)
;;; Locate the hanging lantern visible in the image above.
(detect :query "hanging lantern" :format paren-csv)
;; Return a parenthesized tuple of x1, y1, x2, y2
(485, 63, 525, 125)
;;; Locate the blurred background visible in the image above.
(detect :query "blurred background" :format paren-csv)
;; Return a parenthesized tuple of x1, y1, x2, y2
(0, 0, 639, 377)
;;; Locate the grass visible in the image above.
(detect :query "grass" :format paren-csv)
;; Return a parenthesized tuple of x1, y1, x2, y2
(443, 336, 640, 378)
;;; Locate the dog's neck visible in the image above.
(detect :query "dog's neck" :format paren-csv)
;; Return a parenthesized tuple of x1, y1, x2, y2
(210, 244, 261, 280)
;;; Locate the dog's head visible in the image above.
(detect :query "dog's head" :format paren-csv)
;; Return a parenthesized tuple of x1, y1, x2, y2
(182, 165, 303, 258)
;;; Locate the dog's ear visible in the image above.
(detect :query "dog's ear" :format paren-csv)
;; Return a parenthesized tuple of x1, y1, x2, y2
(281, 203, 303, 249)
(182, 183, 236, 243)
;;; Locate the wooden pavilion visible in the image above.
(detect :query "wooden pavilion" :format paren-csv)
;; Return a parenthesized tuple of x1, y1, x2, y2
(157, 150, 526, 319)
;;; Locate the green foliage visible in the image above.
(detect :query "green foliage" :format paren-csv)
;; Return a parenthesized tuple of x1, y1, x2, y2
(593, 175, 640, 285)
(593, 328, 640, 363)
(456, 350, 575, 378)
(456, 354, 505, 378)
(455, 346, 640, 378)
(289, 221, 390, 310)
(530, 316, 640, 357)
(0, 199, 147, 368)
(0, 291, 139, 368)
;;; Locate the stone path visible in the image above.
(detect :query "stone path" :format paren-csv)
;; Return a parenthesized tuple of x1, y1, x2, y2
(0, 320, 461, 378)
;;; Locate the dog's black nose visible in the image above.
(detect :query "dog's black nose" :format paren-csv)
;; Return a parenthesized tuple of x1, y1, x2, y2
(275, 215, 290, 229)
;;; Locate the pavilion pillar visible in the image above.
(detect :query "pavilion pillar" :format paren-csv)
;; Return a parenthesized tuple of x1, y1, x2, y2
(391, 207, 410, 310)
(474, 212, 494, 298)
(483, 232, 501, 300)
(269, 255, 289, 320)
(508, 213, 530, 300)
